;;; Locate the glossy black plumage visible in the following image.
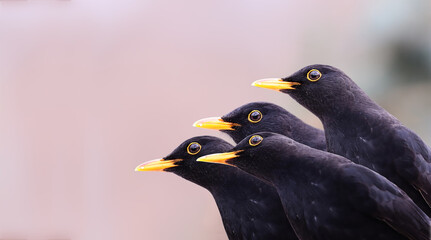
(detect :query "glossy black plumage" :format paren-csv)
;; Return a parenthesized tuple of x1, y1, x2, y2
(200, 132, 430, 240)
(220, 102, 326, 150)
(266, 64, 431, 216)
(149, 136, 297, 240)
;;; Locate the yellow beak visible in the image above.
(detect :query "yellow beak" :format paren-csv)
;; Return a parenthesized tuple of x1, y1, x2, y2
(193, 117, 240, 131)
(196, 150, 243, 166)
(135, 158, 182, 172)
(252, 78, 300, 91)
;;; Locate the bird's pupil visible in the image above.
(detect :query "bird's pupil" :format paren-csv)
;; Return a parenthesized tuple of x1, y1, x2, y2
(251, 136, 261, 144)
(251, 112, 260, 120)
(190, 144, 199, 152)
(187, 142, 202, 155)
(310, 71, 320, 79)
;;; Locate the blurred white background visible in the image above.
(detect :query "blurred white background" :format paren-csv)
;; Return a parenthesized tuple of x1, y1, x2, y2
(0, 0, 430, 239)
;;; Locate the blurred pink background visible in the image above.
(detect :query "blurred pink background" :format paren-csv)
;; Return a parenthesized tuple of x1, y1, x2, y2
(0, 1, 430, 239)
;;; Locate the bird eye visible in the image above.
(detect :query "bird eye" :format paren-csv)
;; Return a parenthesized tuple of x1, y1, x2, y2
(248, 110, 262, 123)
(249, 135, 263, 146)
(307, 69, 322, 82)
(187, 142, 201, 155)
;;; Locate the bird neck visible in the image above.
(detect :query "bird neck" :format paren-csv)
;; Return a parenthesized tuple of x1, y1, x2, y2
(207, 168, 262, 195)
(297, 79, 381, 122)
(320, 103, 398, 139)
(173, 165, 240, 190)
(209, 172, 268, 218)
(288, 119, 326, 151)
(209, 173, 293, 240)
(181, 165, 260, 194)
(267, 147, 347, 186)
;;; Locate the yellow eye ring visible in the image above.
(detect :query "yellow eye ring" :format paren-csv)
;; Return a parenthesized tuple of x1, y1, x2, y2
(187, 142, 202, 155)
(249, 135, 263, 146)
(307, 69, 322, 82)
(248, 110, 263, 123)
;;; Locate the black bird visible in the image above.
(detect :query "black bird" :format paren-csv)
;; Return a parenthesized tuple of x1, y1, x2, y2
(193, 102, 326, 150)
(252, 64, 431, 216)
(135, 136, 297, 240)
(198, 132, 431, 240)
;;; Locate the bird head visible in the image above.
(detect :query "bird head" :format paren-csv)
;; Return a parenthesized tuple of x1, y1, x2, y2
(197, 132, 297, 182)
(135, 136, 233, 186)
(193, 102, 299, 143)
(252, 65, 358, 116)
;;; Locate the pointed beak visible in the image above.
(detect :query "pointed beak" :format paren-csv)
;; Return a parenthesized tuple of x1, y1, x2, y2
(135, 158, 182, 172)
(193, 117, 240, 131)
(252, 78, 301, 91)
(196, 150, 243, 166)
